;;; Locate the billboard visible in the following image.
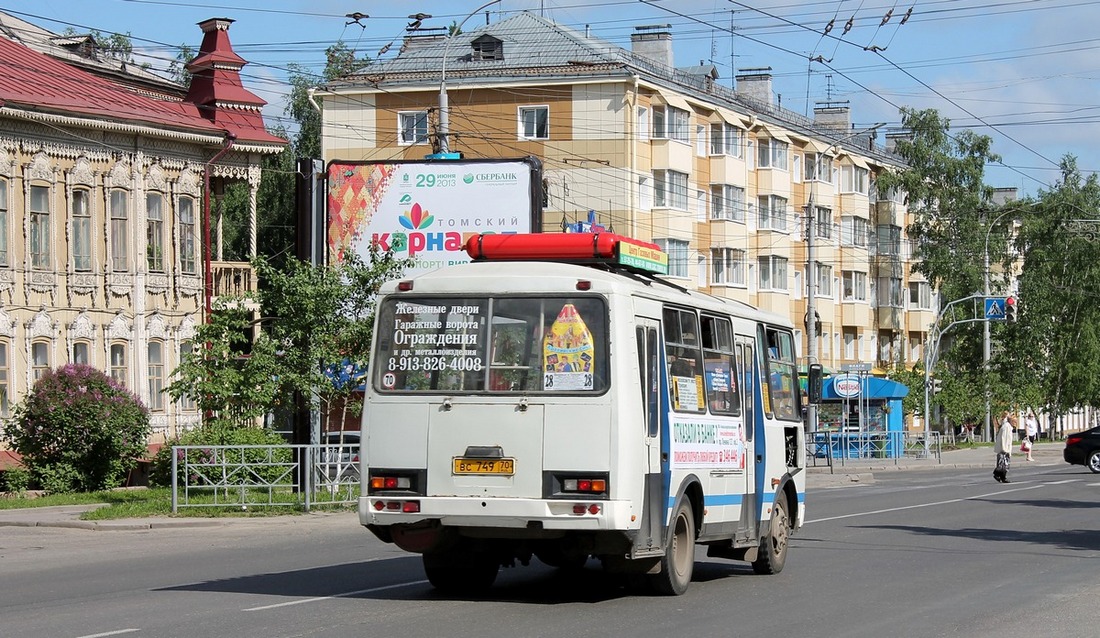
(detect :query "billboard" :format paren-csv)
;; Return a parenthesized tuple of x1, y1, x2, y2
(326, 158, 543, 276)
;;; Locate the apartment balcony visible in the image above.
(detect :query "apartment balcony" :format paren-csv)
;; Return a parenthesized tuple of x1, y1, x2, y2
(907, 307, 935, 333)
(877, 305, 904, 330)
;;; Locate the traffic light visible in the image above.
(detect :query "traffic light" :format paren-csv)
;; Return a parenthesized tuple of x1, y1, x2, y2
(1005, 296, 1017, 322)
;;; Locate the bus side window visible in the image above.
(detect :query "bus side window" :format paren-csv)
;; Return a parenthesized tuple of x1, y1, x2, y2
(701, 314, 740, 416)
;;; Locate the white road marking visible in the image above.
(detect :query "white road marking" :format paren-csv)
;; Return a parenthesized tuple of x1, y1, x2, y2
(77, 630, 140, 638)
(243, 580, 429, 611)
(1045, 479, 1079, 485)
(805, 484, 1045, 524)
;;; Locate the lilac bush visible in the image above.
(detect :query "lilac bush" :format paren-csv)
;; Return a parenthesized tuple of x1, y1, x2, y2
(2, 364, 150, 493)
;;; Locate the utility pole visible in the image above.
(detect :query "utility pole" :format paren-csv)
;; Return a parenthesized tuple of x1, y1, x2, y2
(436, 0, 502, 156)
(982, 209, 1014, 442)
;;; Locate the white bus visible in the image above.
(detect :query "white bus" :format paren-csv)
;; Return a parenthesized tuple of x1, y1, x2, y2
(360, 233, 806, 595)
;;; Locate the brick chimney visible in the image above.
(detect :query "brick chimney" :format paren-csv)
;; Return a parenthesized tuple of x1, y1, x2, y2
(736, 68, 773, 105)
(631, 24, 673, 68)
(813, 102, 851, 132)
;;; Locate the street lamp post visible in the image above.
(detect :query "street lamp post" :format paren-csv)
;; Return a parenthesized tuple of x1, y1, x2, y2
(982, 209, 1015, 441)
(805, 123, 884, 434)
(437, 0, 502, 155)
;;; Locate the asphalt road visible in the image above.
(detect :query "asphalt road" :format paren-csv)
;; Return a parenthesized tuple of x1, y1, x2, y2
(1, 462, 1097, 638)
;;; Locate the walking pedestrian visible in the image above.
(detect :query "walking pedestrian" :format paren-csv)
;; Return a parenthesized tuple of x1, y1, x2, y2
(993, 411, 1015, 483)
(1024, 411, 1039, 461)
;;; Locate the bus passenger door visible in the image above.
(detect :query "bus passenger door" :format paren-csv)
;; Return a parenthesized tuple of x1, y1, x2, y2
(635, 317, 663, 553)
(735, 338, 757, 541)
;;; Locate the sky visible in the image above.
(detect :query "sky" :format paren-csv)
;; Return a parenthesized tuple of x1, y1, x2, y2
(3, 0, 1099, 198)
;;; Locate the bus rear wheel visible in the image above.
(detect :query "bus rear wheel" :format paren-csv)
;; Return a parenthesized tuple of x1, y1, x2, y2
(650, 499, 695, 595)
(422, 550, 499, 593)
(752, 495, 790, 575)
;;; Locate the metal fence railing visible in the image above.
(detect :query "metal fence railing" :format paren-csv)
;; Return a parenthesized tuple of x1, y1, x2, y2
(170, 444, 361, 513)
(806, 431, 942, 470)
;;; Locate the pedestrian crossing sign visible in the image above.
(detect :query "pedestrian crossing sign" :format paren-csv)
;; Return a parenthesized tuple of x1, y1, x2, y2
(985, 297, 1006, 320)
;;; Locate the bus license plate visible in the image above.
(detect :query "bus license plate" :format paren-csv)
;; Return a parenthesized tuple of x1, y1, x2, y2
(453, 458, 515, 475)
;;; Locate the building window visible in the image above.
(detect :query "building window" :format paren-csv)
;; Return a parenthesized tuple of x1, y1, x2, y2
(877, 225, 902, 256)
(843, 271, 868, 301)
(655, 238, 689, 278)
(30, 185, 50, 270)
(909, 281, 932, 309)
(842, 165, 870, 193)
(711, 247, 746, 286)
(877, 276, 903, 307)
(654, 170, 689, 209)
(804, 153, 833, 181)
(178, 341, 196, 410)
(710, 123, 743, 157)
(0, 341, 8, 417)
(148, 341, 164, 411)
(0, 179, 8, 267)
(110, 343, 127, 386)
(179, 196, 197, 274)
(757, 138, 789, 169)
(815, 206, 832, 239)
(32, 341, 50, 382)
(841, 216, 870, 247)
(757, 195, 788, 231)
(110, 190, 128, 271)
(147, 193, 164, 272)
(816, 262, 833, 297)
(695, 124, 707, 156)
(653, 105, 690, 143)
(398, 111, 429, 145)
(758, 255, 788, 291)
(518, 106, 549, 140)
(843, 329, 857, 359)
(71, 341, 90, 365)
(710, 184, 745, 222)
(72, 189, 92, 272)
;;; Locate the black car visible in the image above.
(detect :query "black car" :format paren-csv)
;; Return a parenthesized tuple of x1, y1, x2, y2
(1063, 425, 1100, 473)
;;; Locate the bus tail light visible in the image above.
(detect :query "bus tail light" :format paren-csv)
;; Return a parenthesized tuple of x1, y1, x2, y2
(370, 476, 411, 490)
(367, 470, 422, 494)
(562, 478, 607, 493)
(571, 504, 602, 515)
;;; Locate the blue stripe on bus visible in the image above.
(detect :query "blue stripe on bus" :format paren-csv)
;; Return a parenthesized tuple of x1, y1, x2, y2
(666, 493, 744, 509)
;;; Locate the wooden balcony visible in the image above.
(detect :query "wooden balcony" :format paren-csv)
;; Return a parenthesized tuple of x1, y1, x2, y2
(211, 261, 258, 308)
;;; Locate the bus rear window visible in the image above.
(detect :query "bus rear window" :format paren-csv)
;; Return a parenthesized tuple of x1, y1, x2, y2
(373, 296, 608, 394)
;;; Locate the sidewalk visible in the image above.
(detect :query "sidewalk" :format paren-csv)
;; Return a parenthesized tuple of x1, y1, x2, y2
(807, 441, 1065, 488)
(0, 443, 1068, 530)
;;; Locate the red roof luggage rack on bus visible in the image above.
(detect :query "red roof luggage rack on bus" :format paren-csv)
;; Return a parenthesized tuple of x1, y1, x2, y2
(463, 233, 669, 275)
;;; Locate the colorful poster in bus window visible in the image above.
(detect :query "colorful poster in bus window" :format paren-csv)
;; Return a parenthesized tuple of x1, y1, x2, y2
(543, 304, 595, 391)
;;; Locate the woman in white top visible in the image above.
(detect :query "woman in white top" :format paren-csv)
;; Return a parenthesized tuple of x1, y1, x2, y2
(993, 412, 1015, 483)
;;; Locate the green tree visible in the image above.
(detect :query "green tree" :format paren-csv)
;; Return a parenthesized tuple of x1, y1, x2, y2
(286, 41, 370, 158)
(166, 43, 195, 86)
(252, 247, 409, 428)
(167, 248, 409, 433)
(1005, 157, 1100, 425)
(874, 108, 1019, 431)
(166, 298, 283, 430)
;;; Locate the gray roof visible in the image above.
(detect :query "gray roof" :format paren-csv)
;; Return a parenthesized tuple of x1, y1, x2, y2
(336, 12, 902, 166)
